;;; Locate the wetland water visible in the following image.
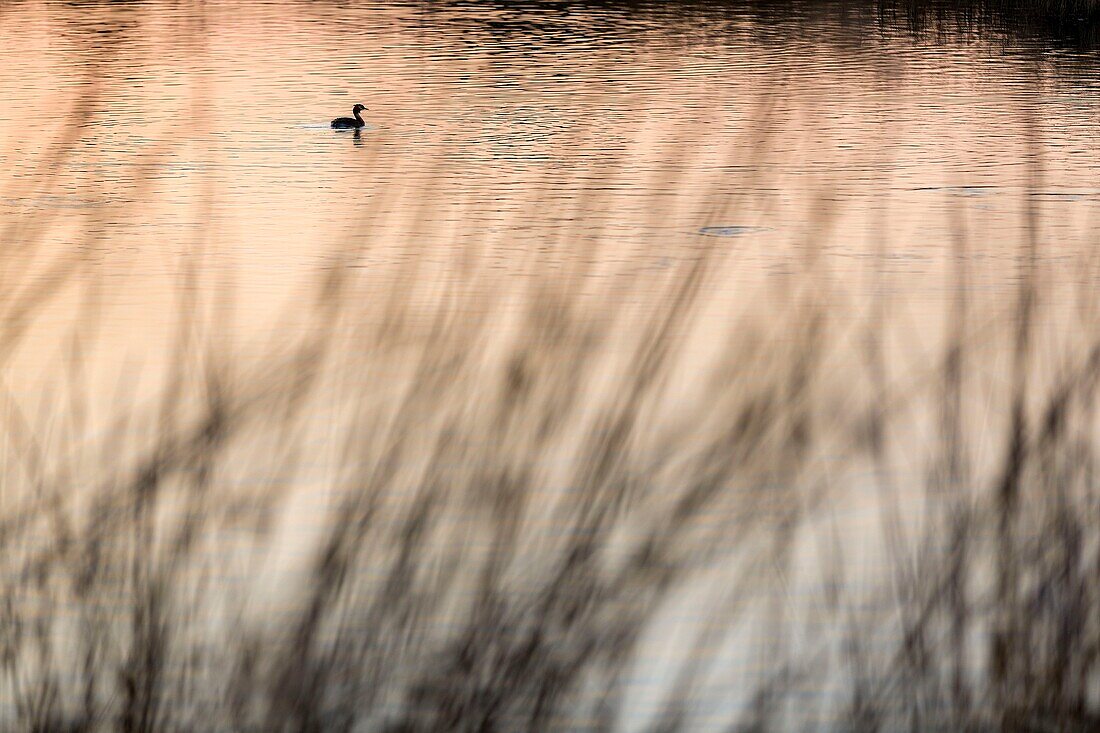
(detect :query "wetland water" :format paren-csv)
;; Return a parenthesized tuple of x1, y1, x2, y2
(2, 0, 1099, 368)
(2, 0, 1100, 729)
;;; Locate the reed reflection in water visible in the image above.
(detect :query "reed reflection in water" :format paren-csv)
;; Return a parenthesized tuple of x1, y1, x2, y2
(2, 0, 1100, 730)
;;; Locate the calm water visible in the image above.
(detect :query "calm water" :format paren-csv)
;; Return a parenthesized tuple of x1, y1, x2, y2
(3, 0, 1100, 380)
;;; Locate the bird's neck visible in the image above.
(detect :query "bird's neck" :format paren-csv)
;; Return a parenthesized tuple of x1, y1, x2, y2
(354, 109, 363, 123)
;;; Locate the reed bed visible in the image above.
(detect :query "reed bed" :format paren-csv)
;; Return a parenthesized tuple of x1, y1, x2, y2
(2, 6, 1100, 731)
(2, 160, 1098, 732)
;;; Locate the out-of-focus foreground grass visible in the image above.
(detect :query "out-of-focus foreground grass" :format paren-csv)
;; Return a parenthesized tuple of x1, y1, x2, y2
(2, 19, 1100, 733)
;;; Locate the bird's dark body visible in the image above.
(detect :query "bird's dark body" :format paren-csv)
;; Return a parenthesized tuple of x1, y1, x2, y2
(331, 104, 366, 129)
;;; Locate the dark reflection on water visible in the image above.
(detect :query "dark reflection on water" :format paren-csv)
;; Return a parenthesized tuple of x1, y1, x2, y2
(406, 0, 1100, 49)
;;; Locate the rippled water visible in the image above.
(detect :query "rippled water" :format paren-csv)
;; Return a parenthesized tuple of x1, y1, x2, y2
(3, 1, 1099, 367)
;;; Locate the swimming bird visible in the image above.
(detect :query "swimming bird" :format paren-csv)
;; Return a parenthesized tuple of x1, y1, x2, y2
(331, 104, 367, 129)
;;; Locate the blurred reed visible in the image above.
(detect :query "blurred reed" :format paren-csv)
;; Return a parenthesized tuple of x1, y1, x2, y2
(2, 4, 1100, 732)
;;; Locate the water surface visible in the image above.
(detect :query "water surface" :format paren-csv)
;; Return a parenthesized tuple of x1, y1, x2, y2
(3, 1, 1098, 377)
(3, 1, 1100, 728)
